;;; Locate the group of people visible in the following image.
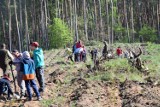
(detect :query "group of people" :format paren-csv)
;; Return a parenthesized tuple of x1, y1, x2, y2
(65, 40, 87, 62)
(65, 40, 146, 72)
(65, 41, 125, 63)
(0, 42, 45, 101)
(87, 41, 141, 62)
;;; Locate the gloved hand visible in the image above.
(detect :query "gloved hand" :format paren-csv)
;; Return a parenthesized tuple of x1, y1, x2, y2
(13, 93, 20, 99)
(8, 61, 13, 65)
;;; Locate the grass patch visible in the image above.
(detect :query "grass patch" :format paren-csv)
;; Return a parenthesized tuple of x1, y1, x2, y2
(41, 99, 53, 107)
(87, 57, 145, 82)
(52, 96, 66, 105)
(87, 72, 114, 82)
(104, 59, 129, 71)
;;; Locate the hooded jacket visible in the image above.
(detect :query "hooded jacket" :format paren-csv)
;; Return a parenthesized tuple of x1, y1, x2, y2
(22, 58, 35, 80)
(33, 48, 44, 69)
(22, 51, 35, 80)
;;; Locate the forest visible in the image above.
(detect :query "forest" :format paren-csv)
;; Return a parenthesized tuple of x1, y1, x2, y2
(0, 0, 159, 51)
(1, 1, 160, 106)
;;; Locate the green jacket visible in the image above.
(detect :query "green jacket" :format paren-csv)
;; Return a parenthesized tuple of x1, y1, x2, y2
(33, 48, 44, 69)
(0, 49, 13, 68)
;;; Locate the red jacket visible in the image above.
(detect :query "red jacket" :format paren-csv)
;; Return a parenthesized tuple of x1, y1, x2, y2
(76, 42, 82, 48)
(116, 48, 122, 55)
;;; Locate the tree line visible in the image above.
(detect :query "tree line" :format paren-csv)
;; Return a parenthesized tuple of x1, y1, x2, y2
(0, 0, 159, 51)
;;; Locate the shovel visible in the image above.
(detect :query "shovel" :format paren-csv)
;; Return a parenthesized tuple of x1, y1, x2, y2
(9, 64, 17, 93)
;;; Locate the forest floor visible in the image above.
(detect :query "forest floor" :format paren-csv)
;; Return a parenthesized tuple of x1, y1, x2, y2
(0, 43, 160, 107)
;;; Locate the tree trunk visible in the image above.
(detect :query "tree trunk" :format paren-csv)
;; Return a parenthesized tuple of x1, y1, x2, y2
(69, 0, 73, 41)
(124, 0, 130, 43)
(44, 0, 49, 48)
(98, 0, 104, 41)
(41, 0, 46, 47)
(106, 0, 110, 44)
(19, 0, 23, 50)
(24, 0, 30, 50)
(83, 0, 88, 41)
(131, 0, 135, 42)
(157, 2, 160, 40)
(111, 0, 114, 44)
(138, 1, 142, 31)
(14, 0, 22, 52)
(64, 0, 68, 24)
(1, 12, 6, 43)
(57, 0, 60, 18)
(31, 0, 36, 41)
(74, 0, 79, 41)
(8, 0, 12, 51)
(93, 0, 98, 41)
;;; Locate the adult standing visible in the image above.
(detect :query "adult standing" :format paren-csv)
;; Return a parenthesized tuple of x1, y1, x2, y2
(30, 42, 45, 92)
(0, 43, 14, 76)
(75, 40, 83, 62)
(102, 41, 109, 60)
(12, 50, 26, 98)
(116, 46, 123, 58)
(72, 42, 77, 62)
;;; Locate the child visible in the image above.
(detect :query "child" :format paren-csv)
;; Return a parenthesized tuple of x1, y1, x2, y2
(65, 48, 73, 62)
(22, 51, 42, 101)
(30, 42, 45, 92)
(90, 48, 98, 64)
(82, 46, 87, 62)
(0, 74, 19, 100)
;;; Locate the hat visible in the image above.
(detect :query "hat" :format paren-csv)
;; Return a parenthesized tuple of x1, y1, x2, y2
(23, 51, 30, 58)
(1, 43, 6, 48)
(31, 42, 39, 47)
(3, 74, 11, 81)
(12, 49, 19, 53)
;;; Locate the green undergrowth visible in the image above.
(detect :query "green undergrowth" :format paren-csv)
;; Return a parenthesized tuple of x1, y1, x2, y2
(86, 43, 160, 83)
(86, 58, 144, 83)
(41, 99, 53, 107)
(142, 43, 160, 79)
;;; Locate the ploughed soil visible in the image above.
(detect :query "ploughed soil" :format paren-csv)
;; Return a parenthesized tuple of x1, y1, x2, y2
(0, 49, 160, 107)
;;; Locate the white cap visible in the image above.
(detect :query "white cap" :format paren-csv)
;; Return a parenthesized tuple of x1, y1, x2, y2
(23, 51, 30, 58)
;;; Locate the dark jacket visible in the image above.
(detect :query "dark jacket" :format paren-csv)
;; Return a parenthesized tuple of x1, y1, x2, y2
(0, 78, 13, 96)
(102, 41, 108, 55)
(0, 49, 13, 69)
(72, 44, 76, 53)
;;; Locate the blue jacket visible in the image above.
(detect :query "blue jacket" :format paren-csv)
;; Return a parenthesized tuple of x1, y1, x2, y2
(33, 48, 44, 69)
(22, 58, 35, 80)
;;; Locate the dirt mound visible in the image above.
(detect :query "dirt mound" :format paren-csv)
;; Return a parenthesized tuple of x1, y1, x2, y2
(47, 69, 66, 84)
(120, 80, 160, 107)
(68, 78, 121, 107)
